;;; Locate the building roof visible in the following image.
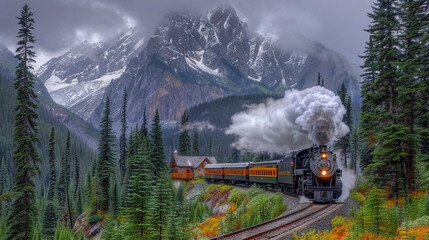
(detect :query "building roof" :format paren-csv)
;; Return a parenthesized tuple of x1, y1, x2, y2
(172, 155, 217, 168)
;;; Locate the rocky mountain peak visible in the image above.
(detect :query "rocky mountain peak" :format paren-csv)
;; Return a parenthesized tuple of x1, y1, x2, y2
(36, 5, 360, 133)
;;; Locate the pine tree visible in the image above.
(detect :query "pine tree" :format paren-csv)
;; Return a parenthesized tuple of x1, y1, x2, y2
(97, 97, 116, 211)
(363, 187, 387, 236)
(208, 136, 213, 156)
(119, 88, 128, 179)
(141, 106, 148, 137)
(316, 72, 321, 86)
(192, 127, 199, 156)
(47, 127, 57, 199)
(109, 178, 119, 217)
(396, 0, 428, 192)
(73, 150, 79, 198)
(351, 130, 360, 174)
(151, 172, 174, 240)
(74, 187, 83, 219)
(360, 0, 405, 195)
(8, 5, 41, 239)
(336, 82, 352, 168)
(178, 110, 191, 155)
(58, 132, 72, 227)
(125, 144, 154, 239)
(42, 201, 57, 239)
(149, 109, 166, 175)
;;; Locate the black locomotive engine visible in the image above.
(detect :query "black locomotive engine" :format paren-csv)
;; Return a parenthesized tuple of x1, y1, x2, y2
(204, 145, 343, 203)
(287, 145, 342, 202)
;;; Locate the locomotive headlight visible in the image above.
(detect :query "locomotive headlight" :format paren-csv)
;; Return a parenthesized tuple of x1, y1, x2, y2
(321, 153, 327, 159)
(321, 170, 327, 176)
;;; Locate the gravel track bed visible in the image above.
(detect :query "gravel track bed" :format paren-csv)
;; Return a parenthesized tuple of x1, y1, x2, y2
(265, 198, 354, 240)
(217, 204, 330, 240)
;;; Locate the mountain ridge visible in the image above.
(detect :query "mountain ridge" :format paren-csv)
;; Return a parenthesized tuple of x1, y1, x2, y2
(36, 5, 361, 132)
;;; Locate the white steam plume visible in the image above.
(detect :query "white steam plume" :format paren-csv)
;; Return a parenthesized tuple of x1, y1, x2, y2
(335, 150, 356, 202)
(183, 121, 216, 131)
(226, 86, 349, 153)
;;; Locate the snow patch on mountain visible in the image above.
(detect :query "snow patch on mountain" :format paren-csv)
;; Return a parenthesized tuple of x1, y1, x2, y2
(45, 72, 77, 92)
(48, 68, 125, 109)
(185, 51, 222, 77)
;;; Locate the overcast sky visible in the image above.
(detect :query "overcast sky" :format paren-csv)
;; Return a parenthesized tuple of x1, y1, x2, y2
(0, 0, 373, 69)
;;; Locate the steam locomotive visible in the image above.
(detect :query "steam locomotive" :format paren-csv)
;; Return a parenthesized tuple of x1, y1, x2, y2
(204, 145, 342, 202)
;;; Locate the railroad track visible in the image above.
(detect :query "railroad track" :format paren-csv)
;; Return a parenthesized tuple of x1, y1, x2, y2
(210, 202, 339, 240)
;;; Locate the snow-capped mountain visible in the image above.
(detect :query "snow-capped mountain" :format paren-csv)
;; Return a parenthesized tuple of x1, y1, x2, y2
(36, 28, 145, 120)
(88, 6, 360, 130)
(37, 6, 360, 131)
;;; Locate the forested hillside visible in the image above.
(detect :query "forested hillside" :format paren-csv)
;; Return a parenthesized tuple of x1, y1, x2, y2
(162, 94, 282, 163)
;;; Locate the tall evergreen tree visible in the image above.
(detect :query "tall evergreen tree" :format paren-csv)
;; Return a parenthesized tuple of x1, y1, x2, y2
(58, 131, 73, 227)
(149, 109, 166, 175)
(360, 0, 404, 195)
(178, 110, 191, 155)
(97, 97, 116, 212)
(316, 72, 321, 86)
(336, 83, 352, 168)
(141, 106, 148, 137)
(47, 127, 57, 199)
(125, 144, 154, 239)
(151, 172, 174, 240)
(192, 127, 199, 156)
(42, 201, 57, 239)
(351, 130, 360, 174)
(58, 132, 71, 208)
(109, 178, 119, 217)
(119, 88, 128, 179)
(363, 187, 387, 236)
(396, 0, 428, 192)
(208, 136, 213, 156)
(8, 5, 41, 239)
(73, 149, 80, 198)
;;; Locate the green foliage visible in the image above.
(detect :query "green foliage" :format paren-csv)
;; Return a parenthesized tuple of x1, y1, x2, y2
(360, 0, 429, 197)
(192, 127, 199, 156)
(363, 187, 387, 236)
(102, 216, 125, 240)
(123, 144, 154, 239)
(149, 109, 166, 176)
(8, 4, 41, 239)
(151, 173, 174, 239)
(336, 82, 352, 168)
(97, 97, 116, 212)
(119, 88, 128, 179)
(178, 109, 191, 155)
(87, 213, 102, 224)
(53, 223, 79, 240)
(47, 127, 57, 200)
(42, 201, 58, 238)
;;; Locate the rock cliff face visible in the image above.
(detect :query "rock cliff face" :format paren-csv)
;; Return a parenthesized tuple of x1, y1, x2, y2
(92, 6, 360, 130)
(37, 6, 360, 131)
(36, 28, 145, 121)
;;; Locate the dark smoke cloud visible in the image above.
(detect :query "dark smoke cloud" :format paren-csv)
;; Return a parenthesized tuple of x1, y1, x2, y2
(0, 0, 372, 68)
(226, 86, 349, 153)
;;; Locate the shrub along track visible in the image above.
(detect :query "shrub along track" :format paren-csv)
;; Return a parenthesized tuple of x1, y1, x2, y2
(210, 202, 340, 240)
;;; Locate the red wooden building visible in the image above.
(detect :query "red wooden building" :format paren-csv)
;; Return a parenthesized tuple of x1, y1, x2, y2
(170, 151, 217, 180)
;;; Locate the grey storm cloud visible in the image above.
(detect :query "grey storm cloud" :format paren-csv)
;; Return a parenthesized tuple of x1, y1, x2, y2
(0, 0, 373, 66)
